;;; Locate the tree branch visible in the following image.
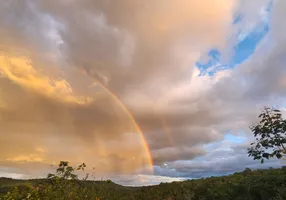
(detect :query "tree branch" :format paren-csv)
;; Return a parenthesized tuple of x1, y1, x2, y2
(281, 143, 285, 151)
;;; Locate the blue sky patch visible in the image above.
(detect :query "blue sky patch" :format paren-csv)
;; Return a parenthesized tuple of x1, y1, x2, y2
(195, 48, 224, 76)
(233, 14, 242, 25)
(224, 133, 247, 144)
(230, 0, 273, 65)
(196, 1, 272, 77)
(231, 23, 269, 66)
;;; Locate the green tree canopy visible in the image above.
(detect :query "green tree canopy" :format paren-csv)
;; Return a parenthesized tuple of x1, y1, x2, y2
(248, 107, 286, 164)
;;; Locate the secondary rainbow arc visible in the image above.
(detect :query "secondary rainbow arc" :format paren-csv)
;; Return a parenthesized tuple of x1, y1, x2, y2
(93, 82, 154, 174)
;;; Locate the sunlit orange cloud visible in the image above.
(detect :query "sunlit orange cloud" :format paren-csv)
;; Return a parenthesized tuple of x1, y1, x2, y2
(6, 155, 44, 163)
(5, 147, 46, 163)
(0, 55, 93, 105)
(0, 99, 5, 108)
(0, 0, 242, 182)
(0, 55, 153, 176)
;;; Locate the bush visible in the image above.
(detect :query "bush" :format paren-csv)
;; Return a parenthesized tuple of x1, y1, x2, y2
(1, 161, 101, 200)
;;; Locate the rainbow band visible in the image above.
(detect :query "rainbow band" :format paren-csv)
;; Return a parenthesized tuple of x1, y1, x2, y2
(95, 82, 154, 174)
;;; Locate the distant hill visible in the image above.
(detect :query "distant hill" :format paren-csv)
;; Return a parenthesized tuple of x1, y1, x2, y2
(1, 167, 286, 200)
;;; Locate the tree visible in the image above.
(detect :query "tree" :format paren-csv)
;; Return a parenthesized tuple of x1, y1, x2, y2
(47, 161, 87, 180)
(248, 107, 286, 164)
(1, 161, 95, 200)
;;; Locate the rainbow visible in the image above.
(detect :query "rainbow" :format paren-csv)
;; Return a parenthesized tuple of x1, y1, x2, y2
(160, 117, 175, 147)
(93, 82, 154, 174)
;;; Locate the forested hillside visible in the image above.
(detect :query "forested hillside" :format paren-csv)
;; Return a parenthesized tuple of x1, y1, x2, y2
(1, 166, 286, 200)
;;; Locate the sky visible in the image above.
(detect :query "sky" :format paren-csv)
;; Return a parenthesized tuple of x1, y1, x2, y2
(0, 0, 286, 186)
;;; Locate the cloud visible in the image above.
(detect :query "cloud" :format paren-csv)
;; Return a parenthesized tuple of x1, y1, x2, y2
(0, 56, 93, 104)
(0, 56, 152, 175)
(1, 0, 286, 186)
(165, 138, 284, 179)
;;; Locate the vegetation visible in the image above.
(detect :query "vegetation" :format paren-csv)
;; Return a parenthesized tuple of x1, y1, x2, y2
(0, 163, 286, 200)
(1, 107, 286, 199)
(0, 161, 105, 200)
(248, 107, 286, 163)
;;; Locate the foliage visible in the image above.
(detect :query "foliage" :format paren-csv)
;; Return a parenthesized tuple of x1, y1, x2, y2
(1, 166, 286, 200)
(2, 106, 286, 199)
(248, 107, 286, 164)
(0, 161, 102, 200)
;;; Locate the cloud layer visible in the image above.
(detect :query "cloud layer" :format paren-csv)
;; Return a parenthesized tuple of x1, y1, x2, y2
(0, 0, 286, 185)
